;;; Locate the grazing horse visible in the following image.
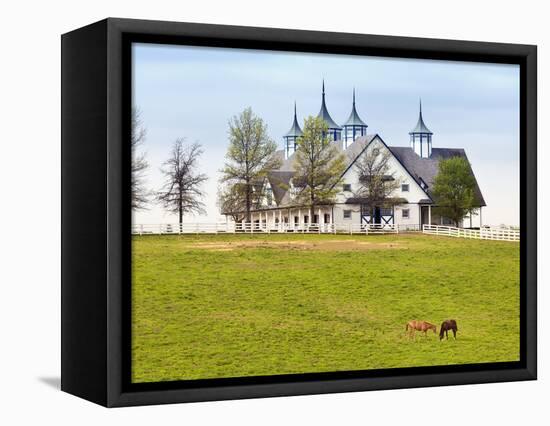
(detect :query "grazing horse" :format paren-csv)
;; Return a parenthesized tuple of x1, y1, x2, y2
(406, 320, 437, 338)
(439, 319, 458, 340)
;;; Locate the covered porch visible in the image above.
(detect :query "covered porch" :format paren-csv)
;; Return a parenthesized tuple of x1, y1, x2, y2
(247, 206, 333, 231)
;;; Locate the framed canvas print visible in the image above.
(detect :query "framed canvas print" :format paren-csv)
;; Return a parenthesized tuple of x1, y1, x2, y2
(61, 18, 537, 407)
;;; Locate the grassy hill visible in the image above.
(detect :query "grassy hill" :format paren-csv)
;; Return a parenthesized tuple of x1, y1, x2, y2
(131, 233, 520, 383)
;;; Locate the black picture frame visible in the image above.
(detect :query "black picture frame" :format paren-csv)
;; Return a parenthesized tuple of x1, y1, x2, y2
(61, 17, 537, 407)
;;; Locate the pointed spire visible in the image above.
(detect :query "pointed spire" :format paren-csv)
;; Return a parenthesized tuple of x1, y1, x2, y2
(317, 80, 341, 130)
(343, 88, 367, 127)
(410, 98, 433, 134)
(284, 101, 303, 138)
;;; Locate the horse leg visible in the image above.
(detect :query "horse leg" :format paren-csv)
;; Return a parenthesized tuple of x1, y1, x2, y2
(453, 329, 457, 339)
(446, 330, 449, 340)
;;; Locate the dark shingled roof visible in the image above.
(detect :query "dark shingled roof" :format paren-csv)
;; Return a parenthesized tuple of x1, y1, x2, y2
(266, 170, 294, 206)
(389, 146, 486, 207)
(267, 135, 486, 209)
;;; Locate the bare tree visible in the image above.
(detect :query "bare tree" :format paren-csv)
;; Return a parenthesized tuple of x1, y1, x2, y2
(131, 108, 149, 210)
(220, 108, 281, 222)
(353, 146, 401, 214)
(157, 139, 208, 224)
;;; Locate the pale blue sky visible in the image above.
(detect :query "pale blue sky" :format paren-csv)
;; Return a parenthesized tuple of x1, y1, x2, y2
(132, 43, 520, 226)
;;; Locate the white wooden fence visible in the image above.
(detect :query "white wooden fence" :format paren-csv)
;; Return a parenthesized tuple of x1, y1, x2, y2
(132, 222, 399, 235)
(422, 224, 520, 242)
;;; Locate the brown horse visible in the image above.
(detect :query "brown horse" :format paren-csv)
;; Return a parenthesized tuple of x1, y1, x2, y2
(439, 320, 458, 340)
(406, 320, 437, 339)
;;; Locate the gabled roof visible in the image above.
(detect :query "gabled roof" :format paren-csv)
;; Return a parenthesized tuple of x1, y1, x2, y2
(389, 146, 486, 206)
(267, 136, 486, 209)
(410, 100, 433, 134)
(343, 89, 368, 127)
(284, 102, 303, 138)
(317, 81, 341, 130)
(266, 171, 294, 206)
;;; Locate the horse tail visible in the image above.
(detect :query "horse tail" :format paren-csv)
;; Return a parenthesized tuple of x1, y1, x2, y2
(405, 323, 409, 331)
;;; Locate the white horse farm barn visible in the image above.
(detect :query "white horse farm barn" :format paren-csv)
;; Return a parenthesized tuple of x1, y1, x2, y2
(223, 85, 486, 231)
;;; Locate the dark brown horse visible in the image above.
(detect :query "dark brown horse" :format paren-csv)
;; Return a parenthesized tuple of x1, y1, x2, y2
(439, 320, 458, 340)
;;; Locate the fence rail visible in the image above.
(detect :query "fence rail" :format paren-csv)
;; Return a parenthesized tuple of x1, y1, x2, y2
(422, 225, 519, 242)
(132, 222, 400, 235)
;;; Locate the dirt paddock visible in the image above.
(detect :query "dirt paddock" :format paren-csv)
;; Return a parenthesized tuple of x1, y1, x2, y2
(186, 239, 405, 252)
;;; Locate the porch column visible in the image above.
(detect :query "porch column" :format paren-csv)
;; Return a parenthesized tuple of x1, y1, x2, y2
(273, 210, 276, 226)
(319, 208, 323, 224)
(288, 209, 292, 229)
(298, 208, 301, 226)
(428, 205, 432, 225)
(479, 207, 483, 227)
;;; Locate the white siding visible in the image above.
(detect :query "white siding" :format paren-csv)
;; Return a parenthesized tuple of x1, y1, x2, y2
(336, 136, 429, 204)
(393, 203, 421, 226)
(333, 204, 361, 228)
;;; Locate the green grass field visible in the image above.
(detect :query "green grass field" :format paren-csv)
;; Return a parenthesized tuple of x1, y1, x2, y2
(131, 233, 520, 383)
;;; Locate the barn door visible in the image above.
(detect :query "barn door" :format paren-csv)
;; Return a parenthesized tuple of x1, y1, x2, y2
(380, 207, 394, 224)
(361, 204, 372, 224)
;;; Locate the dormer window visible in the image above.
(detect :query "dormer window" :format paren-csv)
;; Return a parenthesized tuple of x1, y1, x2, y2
(401, 184, 409, 192)
(419, 178, 428, 190)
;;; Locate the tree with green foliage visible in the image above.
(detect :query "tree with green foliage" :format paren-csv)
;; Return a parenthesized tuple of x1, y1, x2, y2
(432, 156, 478, 227)
(217, 182, 264, 223)
(292, 116, 347, 221)
(220, 108, 281, 222)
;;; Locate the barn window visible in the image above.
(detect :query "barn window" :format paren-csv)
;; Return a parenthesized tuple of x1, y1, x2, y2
(402, 209, 410, 218)
(343, 183, 352, 192)
(401, 184, 409, 192)
(343, 210, 352, 219)
(419, 178, 428, 190)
